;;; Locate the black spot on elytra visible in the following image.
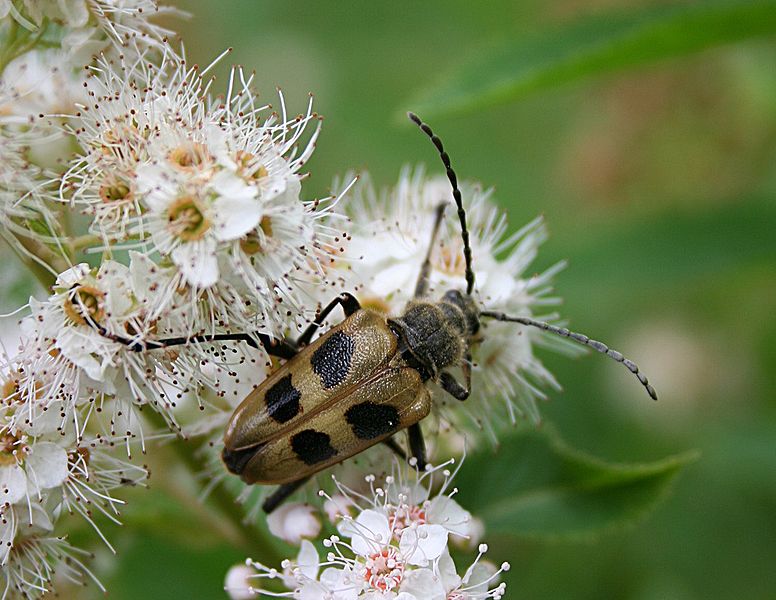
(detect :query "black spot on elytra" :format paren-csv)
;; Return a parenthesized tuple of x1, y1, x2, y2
(265, 374, 301, 423)
(310, 331, 355, 389)
(291, 429, 337, 465)
(345, 402, 400, 440)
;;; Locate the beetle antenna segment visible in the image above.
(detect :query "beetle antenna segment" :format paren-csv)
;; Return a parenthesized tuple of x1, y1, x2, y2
(407, 111, 475, 296)
(480, 310, 658, 401)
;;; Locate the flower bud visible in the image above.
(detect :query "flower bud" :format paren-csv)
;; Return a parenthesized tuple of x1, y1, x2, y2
(267, 502, 322, 545)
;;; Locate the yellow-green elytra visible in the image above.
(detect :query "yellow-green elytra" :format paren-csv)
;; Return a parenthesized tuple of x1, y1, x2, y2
(222, 309, 435, 485)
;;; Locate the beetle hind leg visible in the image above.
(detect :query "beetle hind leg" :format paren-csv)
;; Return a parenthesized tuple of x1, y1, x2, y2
(382, 437, 407, 460)
(408, 424, 427, 471)
(262, 477, 312, 514)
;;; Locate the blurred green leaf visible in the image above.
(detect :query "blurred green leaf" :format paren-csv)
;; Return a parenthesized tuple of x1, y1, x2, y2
(408, 0, 776, 118)
(551, 197, 776, 305)
(456, 427, 698, 542)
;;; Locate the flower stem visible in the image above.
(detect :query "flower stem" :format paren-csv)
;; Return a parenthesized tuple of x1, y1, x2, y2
(142, 410, 286, 565)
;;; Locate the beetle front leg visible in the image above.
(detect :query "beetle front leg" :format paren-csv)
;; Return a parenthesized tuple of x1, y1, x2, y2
(440, 371, 470, 401)
(82, 313, 299, 359)
(262, 477, 311, 513)
(296, 292, 361, 347)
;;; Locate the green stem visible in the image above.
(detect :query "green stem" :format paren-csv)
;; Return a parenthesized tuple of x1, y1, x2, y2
(70, 233, 101, 253)
(142, 410, 286, 565)
(0, 18, 48, 75)
(0, 19, 20, 75)
(1, 232, 63, 290)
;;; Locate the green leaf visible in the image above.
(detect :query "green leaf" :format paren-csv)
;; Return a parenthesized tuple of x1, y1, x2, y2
(407, 0, 776, 118)
(455, 427, 699, 542)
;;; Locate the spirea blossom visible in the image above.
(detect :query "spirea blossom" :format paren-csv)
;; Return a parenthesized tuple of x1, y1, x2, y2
(328, 168, 571, 433)
(0, 0, 180, 61)
(60, 49, 345, 336)
(233, 460, 509, 600)
(0, 1, 572, 592)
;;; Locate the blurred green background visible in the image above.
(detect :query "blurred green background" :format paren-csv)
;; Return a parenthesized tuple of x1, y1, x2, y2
(6, 0, 776, 598)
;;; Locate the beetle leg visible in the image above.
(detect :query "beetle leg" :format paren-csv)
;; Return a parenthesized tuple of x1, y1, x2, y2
(462, 347, 473, 395)
(382, 437, 407, 460)
(296, 292, 361, 347)
(83, 315, 300, 359)
(440, 371, 470, 401)
(413, 202, 447, 299)
(408, 424, 427, 471)
(262, 477, 311, 514)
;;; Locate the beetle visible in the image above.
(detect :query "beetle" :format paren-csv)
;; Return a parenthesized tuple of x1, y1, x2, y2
(220, 112, 658, 512)
(87, 113, 657, 513)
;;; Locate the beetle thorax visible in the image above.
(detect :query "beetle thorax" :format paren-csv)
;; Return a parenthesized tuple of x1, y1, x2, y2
(388, 290, 479, 379)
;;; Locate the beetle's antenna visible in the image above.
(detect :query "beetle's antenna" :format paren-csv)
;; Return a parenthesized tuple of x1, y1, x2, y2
(480, 310, 658, 400)
(408, 111, 475, 296)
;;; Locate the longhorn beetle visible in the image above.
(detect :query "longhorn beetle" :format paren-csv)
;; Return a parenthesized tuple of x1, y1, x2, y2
(86, 112, 657, 513)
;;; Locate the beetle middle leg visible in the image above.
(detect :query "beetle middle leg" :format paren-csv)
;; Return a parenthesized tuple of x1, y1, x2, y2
(295, 292, 361, 347)
(262, 477, 311, 513)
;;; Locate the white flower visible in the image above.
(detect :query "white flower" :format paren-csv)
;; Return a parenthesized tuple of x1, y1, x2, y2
(0, 434, 68, 507)
(60, 436, 149, 550)
(61, 50, 339, 336)
(0, 509, 103, 598)
(438, 546, 509, 600)
(1, 0, 181, 61)
(330, 167, 570, 432)
(225, 563, 259, 600)
(267, 503, 322, 545)
(0, 49, 86, 119)
(249, 459, 510, 599)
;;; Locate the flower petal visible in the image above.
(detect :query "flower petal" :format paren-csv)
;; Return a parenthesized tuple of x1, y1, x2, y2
(427, 495, 472, 537)
(437, 548, 462, 593)
(399, 524, 448, 566)
(25, 442, 68, 491)
(339, 509, 391, 557)
(172, 238, 219, 288)
(0, 465, 27, 504)
(320, 567, 360, 600)
(400, 567, 446, 600)
(296, 539, 320, 581)
(212, 195, 262, 241)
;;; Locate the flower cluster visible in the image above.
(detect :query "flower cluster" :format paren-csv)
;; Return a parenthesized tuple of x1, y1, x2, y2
(0, 0, 179, 62)
(0, 2, 574, 595)
(229, 461, 509, 600)
(328, 168, 570, 431)
(60, 50, 342, 336)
